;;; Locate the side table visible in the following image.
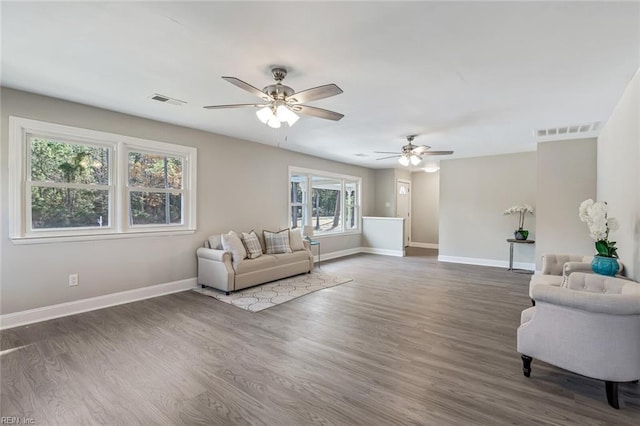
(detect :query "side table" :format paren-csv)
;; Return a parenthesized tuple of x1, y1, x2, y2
(506, 238, 535, 274)
(308, 239, 320, 268)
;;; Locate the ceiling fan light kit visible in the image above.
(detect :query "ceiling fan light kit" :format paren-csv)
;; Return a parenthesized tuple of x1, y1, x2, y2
(205, 67, 343, 128)
(374, 135, 454, 167)
(256, 104, 300, 128)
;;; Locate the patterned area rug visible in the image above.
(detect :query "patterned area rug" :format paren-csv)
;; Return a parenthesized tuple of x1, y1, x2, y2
(194, 271, 352, 312)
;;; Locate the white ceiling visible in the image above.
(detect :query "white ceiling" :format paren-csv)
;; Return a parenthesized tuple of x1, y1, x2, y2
(2, 1, 639, 169)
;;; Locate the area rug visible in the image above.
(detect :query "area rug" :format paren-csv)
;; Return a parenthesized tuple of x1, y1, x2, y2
(194, 271, 352, 312)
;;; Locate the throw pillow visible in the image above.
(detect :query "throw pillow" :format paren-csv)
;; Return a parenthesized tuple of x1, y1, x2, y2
(208, 234, 223, 250)
(241, 230, 263, 259)
(221, 231, 247, 265)
(289, 228, 305, 251)
(263, 229, 293, 254)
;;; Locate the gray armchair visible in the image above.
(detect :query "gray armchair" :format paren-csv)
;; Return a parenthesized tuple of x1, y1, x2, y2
(529, 254, 625, 304)
(529, 254, 593, 300)
(518, 272, 640, 408)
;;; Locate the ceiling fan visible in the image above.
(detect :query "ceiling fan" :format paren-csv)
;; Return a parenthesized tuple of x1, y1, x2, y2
(375, 135, 454, 166)
(203, 67, 344, 128)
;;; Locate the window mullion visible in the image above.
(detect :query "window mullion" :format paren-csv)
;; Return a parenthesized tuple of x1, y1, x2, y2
(116, 143, 127, 233)
(341, 179, 346, 232)
(306, 174, 312, 227)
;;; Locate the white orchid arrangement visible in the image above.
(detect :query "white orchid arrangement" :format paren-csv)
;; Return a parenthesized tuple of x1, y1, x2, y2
(579, 199, 619, 258)
(503, 204, 534, 230)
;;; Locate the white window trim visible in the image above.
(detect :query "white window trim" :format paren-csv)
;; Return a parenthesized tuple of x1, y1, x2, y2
(8, 116, 197, 243)
(288, 166, 362, 237)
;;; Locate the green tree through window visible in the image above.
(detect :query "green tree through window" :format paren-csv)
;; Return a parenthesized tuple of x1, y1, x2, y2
(30, 138, 109, 229)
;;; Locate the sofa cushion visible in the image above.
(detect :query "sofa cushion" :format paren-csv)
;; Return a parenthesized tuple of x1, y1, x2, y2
(221, 231, 246, 265)
(263, 229, 293, 254)
(289, 228, 305, 251)
(241, 230, 263, 259)
(272, 250, 312, 265)
(234, 254, 278, 274)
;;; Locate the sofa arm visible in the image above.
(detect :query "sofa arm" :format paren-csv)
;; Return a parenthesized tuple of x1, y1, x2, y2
(197, 247, 231, 262)
(561, 261, 594, 286)
(196, 247, 235, 291)
(541, 254, 587, 276)
(531, 283, 640, 315)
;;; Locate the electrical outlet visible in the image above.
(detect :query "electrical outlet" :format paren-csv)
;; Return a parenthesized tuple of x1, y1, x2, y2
(68, 274, 79, 287)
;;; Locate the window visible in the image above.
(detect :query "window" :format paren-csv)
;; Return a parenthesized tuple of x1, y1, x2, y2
(128, 151, 184, 225)
(289, 167, 361, 236)
(9, 117, 197, 242)
(29, 135, 112, 230)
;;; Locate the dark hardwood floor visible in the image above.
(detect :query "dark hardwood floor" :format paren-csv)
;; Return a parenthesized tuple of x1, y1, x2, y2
(1, 248, 638, 425)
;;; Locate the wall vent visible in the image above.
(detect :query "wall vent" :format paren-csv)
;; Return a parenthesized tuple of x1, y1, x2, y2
(150, 93, 187, 106)
(534, 122, 600, 139)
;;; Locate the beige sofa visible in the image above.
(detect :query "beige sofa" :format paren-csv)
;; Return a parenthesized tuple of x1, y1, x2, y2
(197, 232, 314, 293)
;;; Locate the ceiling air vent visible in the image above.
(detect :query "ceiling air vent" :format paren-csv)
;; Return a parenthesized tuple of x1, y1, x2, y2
(150, 93, 187, 106)
(534, 122, 600, 139)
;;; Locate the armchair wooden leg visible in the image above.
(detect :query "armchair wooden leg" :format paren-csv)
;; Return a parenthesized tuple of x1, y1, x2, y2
(521, 355, 533, 377)
(531, 299, 535, 306)
(605, 381, 619, 409)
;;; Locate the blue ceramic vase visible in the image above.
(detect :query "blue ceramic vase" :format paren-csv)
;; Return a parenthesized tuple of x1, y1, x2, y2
(591, 255, 619, 276)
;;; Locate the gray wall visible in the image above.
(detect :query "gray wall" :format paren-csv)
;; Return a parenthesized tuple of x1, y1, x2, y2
(411, 170, 439, 245)
(439, 152, 537, 264)
(373, 168, 412, 217)
(535, 138, 597, 269)
(374, 169, 396, 217)
(597, 69, 640, 280)
(0, 88, 376, 314)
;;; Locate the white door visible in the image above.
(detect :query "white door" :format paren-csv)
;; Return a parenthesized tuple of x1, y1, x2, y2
(396, 180, 411, 247)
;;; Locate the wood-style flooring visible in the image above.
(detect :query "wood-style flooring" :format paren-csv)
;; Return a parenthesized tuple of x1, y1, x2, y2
(1, 248, 639, 425)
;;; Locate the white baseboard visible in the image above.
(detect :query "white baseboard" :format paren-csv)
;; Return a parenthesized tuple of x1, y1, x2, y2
(0, 278, 197, 330)
(437, 255, 535, 271)
(315, 247, 362, 263)
(410, 242, 439, 249)
(360, 247, 405, 257)
(315, 246, 406, 262)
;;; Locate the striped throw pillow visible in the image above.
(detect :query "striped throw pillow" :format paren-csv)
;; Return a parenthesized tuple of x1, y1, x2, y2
(263, 229, 293, 254)
(241, 231, 263, 259)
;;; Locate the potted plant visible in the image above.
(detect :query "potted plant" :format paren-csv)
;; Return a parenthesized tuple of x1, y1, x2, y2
(579, 199, 620, 276)
(504, 204, 534, 240)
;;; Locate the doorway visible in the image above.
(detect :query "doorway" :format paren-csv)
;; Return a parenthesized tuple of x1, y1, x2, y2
(396, 179, 411, 247)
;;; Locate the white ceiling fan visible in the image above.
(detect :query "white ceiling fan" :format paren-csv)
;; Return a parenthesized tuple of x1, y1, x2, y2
(203, 67, 344, 128)
(375, 135, 454, 166)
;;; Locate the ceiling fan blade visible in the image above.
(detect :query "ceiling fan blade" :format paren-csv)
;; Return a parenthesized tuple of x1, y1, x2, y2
(288, 84, 343, 104)
(222, 76, 273, 101)
(373, 151, 402, 154)
(422, 151, 454, 156)
(203, 103, 266, 109)
(294, 105, 344, 121)
(411, 145, 431, 154)
(376, 155, 401, 160)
